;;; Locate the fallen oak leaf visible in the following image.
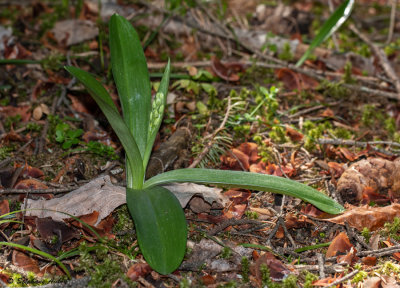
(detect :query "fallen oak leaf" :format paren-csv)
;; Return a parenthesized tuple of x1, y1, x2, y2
(324, 203, 400, 231)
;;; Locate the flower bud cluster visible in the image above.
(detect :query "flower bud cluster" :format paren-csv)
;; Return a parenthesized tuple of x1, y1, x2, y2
(149, 92, 165, 135)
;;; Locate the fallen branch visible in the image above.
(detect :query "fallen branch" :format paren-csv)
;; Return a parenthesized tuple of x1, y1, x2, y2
(349, 23, 400, 99)
(317, 138, 400, 156)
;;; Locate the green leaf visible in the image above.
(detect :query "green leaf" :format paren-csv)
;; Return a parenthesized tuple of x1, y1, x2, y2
(64, 66, 144, 189)
(296, 0, 354, 67)
(143, 60, 170, 168)
(144, 169, 344, 214)
(126, 186, 187, 274)
(109, 14, 151, 158)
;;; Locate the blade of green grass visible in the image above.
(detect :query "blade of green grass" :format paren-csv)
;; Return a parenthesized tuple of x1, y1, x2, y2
(64, 66, 144, 189)
(296, 0, 354, 67)
(144, 169, 344, 214)
(0, 242, 71, 278)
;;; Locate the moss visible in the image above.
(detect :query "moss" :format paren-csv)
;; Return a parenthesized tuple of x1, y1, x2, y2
(221, 247, 232, 259)
(382, 217, 400, 241)
(330, 127, 352, 139)
(269, 125, 287, 143)
(384, 117, 396, 136)
(351, 264, 368, 284)
(76, 242, 136, 288)
(302, 271, 318, 288)
(278, 42, 294, 61)
(377, 261, 400, 276)
(0, 146, 13, 160)
(241, 256, 249, 283)
(342, 61, 355, 84)
(282, 275, 298, 288)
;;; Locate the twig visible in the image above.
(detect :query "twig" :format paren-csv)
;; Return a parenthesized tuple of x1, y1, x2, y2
(293, 263, 345, 273)
(148, 60, 400, 100)
(0, 187, 77, 194)
(189, 97, 231, 168)
(317, 138, 400, 156)
(317, 253, 326, 279)
(349, 23, 400, 99)
(324, 269, 359, 288)
(208, 218, 266, 236)
(345, 222, 370, 250)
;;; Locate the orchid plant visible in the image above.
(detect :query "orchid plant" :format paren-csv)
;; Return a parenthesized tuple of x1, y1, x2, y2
(65, 14, 344, 274)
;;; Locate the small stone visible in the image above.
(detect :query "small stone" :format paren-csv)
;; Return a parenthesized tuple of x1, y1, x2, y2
(33, 106, 43, 120)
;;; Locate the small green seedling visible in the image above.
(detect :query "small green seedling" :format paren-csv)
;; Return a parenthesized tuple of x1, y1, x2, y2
(65, 14, 344, 274)
(55, 123, 83, 149)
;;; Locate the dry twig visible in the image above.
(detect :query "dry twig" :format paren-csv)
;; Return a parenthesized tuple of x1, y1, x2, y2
(349, 23, 400, 99)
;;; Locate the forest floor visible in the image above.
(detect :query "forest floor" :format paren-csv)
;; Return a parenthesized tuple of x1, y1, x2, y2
(1, 0, 400, 287)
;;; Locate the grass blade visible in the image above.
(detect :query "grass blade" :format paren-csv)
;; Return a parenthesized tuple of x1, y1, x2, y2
(0, 242, 71, 278)
(126, 186, 187, 274)
(144, 169, 344, 214)
(296, 0, 354, 67)
(110, 14, 151, 158)
(64, 66, 144, 189)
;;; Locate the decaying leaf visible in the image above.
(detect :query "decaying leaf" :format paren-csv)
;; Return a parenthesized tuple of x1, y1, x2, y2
(326, 232, 353, 258)
(325, 203, 400, 231)
(337, 158, 400, 204)
(25, 176, 226, 225)
(250, 252, 291, 283)
(126, 263, 152, 281)
(12, 250, 41, 274)
(50, 19, 99, 46)
(211, 56, 244, 82)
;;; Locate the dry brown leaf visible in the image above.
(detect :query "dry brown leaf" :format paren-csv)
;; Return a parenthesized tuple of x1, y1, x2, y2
(326, 232, 353, 258)
(285, 125, 303, 142)
(50, 19, 98, 46)
(211, 56, 244, 82)
(26, 176, 226, 224)
(325, 204, 400, 231)
(361, 256, 377, 266)
(126, 263, 152, 281)
(250, 252, 291, 283)
(12, 250, 41, 274)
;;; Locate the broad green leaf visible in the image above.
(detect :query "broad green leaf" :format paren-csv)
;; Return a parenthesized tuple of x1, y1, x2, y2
(144, 60, 171, 168)
(0, 242, 71, 278)
(296, 0, 354, 67)
(144, 169, 344, 214)
(64, 66, 144, 189)
(126, 186, 187, 274)
(109, 14, 151, 158)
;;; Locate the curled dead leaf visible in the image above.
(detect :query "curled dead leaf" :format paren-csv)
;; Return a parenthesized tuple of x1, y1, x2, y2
(211, 56, 244, 82)
(126, 263, 152, 281)
(326, 203, 400, 231)
(326, 232, 353, 258)
(250, 252, 291, 283)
